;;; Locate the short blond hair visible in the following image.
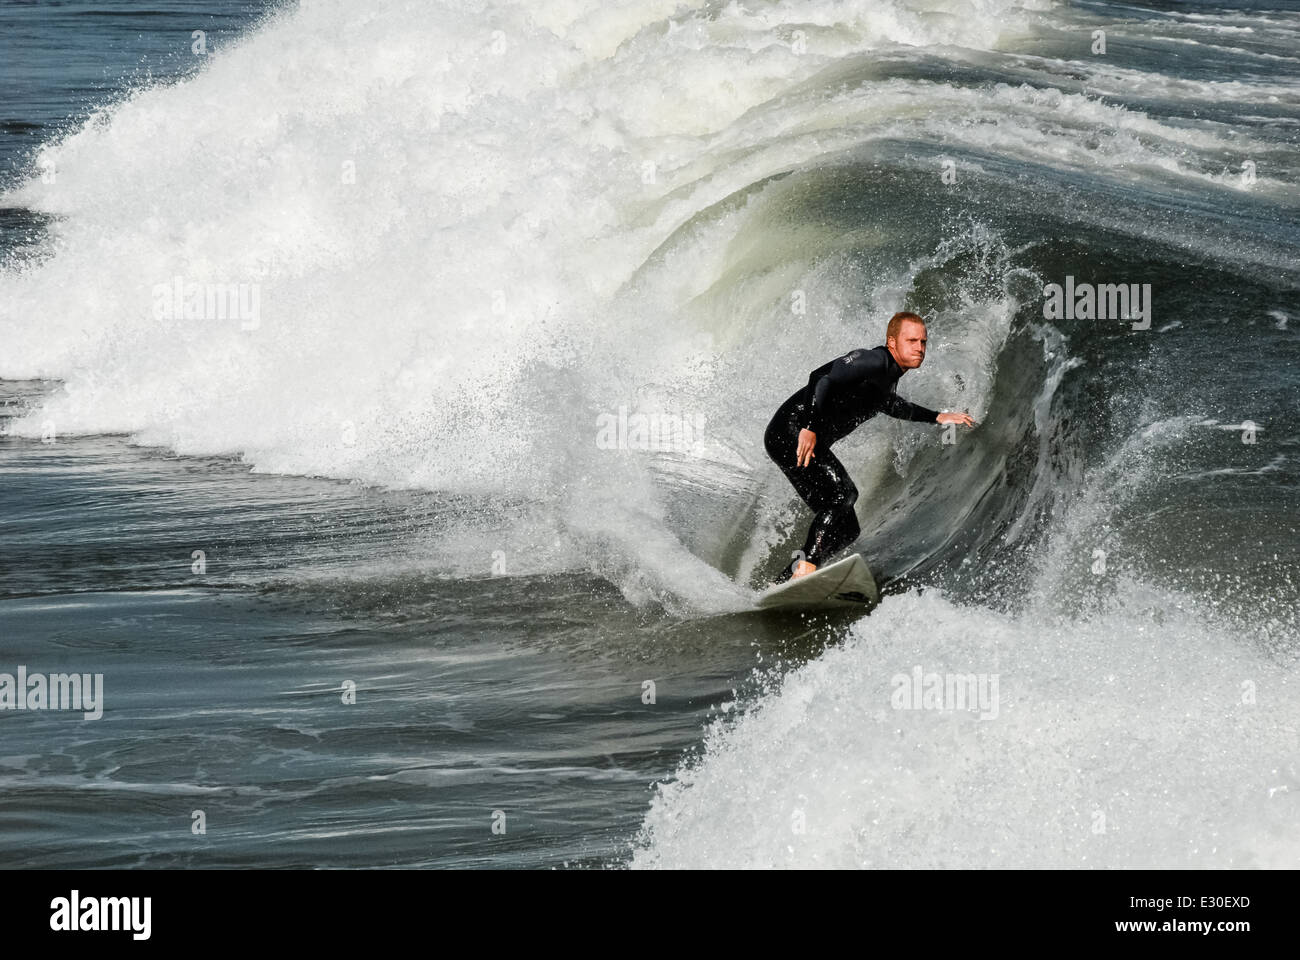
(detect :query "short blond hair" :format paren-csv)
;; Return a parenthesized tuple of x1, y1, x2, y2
(887, 311, 926, 342)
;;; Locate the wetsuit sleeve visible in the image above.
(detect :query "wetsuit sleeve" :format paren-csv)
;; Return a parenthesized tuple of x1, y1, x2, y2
(879, 393, 940, 424)
(804, 349, 888, 434)
(800, 348, 883, 429)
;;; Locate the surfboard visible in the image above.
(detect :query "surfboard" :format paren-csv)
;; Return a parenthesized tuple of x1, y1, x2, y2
(757, 553, 879, 611)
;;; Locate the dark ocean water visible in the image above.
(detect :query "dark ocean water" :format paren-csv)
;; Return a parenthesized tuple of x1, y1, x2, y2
(1, 0, 1298, 868)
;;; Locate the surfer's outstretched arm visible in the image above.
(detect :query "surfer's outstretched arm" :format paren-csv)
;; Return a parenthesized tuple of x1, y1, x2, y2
(879, 391, 941, 423)
(878, 396, 977, 426)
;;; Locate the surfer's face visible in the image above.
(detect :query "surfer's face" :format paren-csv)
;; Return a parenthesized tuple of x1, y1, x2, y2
(890, 321, 927, 369)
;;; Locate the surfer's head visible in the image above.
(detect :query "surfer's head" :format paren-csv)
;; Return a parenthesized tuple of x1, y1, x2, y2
(886, 311, 927, 370)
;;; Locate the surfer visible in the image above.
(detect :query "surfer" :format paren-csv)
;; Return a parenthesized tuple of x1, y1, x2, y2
(764, 311, 975, 584)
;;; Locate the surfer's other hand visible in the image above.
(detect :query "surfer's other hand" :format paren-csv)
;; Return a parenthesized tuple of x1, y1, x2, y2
(937, 411, 976, 427)
(796, 428, 817, 467)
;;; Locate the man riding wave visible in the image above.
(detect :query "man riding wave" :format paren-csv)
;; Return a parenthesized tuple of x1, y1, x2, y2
(763, 311, 976, 584)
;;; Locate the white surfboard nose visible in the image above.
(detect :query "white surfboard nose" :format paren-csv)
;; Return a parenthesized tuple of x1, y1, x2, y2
(757, 554, 879, 611)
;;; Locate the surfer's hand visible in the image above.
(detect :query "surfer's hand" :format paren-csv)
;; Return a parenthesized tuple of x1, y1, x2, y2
(937, 411, 976, 428)
(796, 428, 817, 467)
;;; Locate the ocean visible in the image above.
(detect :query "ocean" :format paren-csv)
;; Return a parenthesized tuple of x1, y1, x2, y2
(1, 0, 1297, 869)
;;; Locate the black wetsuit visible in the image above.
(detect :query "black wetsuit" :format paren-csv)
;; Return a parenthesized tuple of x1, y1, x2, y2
(764, 345, 940, 581)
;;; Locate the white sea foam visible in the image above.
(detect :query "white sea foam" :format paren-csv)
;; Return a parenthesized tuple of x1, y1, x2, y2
(629, 580, 1300, 868)
(0, 0, 1050, 473)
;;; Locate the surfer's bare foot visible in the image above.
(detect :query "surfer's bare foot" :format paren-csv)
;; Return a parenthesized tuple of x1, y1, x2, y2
(791, 560, 817, 578)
